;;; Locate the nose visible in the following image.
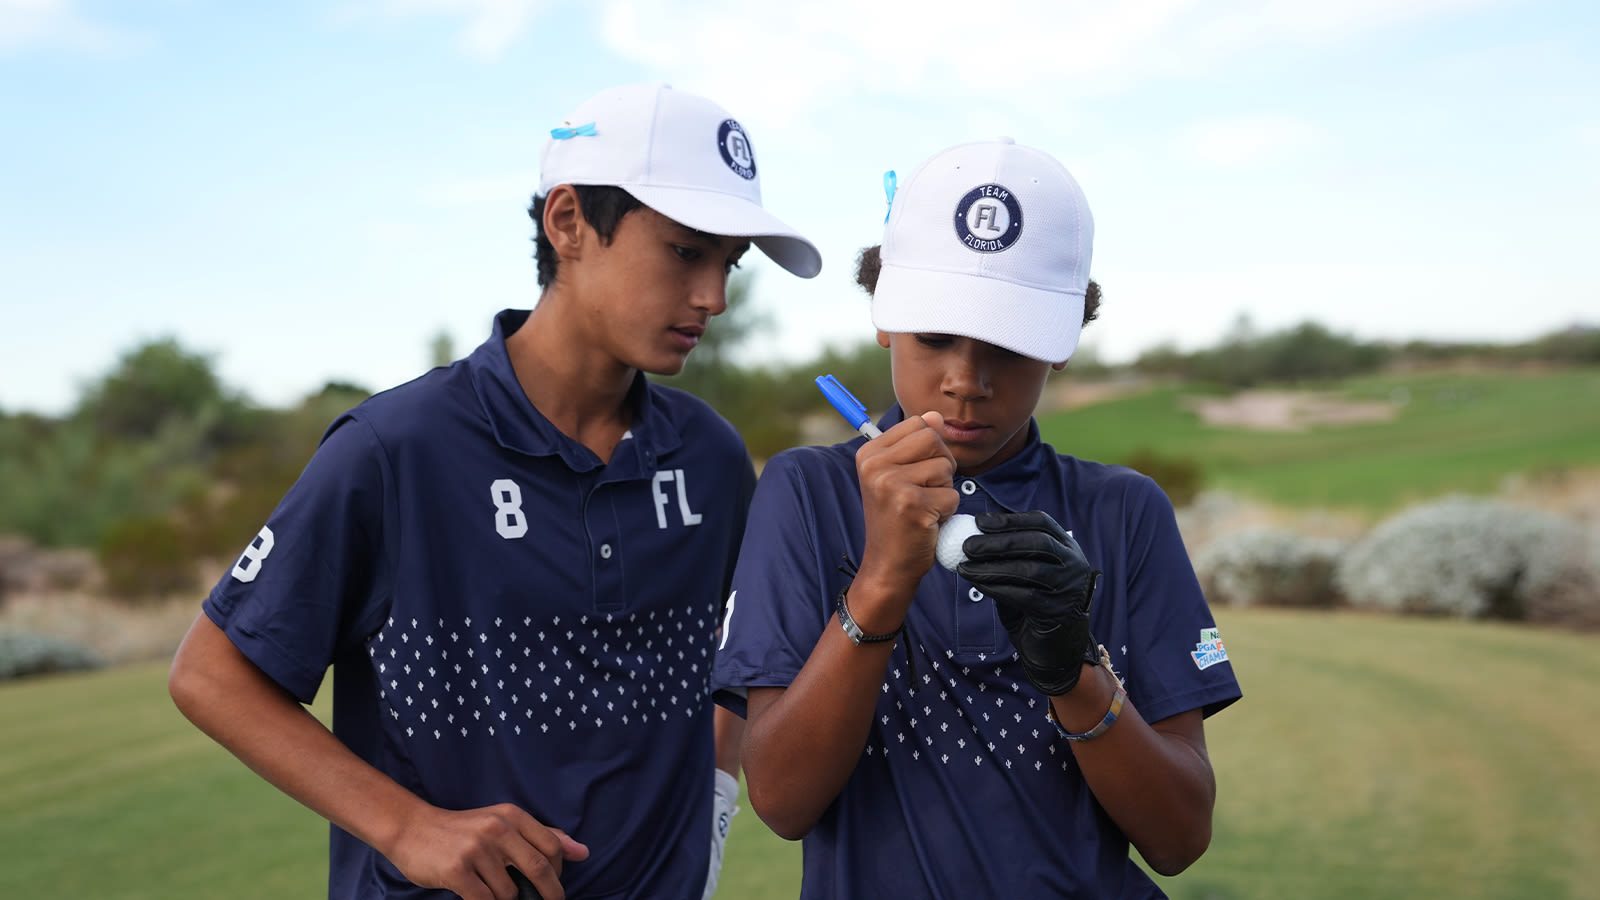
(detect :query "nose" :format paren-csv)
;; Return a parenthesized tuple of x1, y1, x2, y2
(691, 270, 730, 317)
(942, 343, 992, 402)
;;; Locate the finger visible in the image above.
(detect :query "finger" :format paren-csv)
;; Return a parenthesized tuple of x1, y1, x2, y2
(975, 510, 1071, 542)
(957, 563, 1061, 597)
(504, 855, 563, 900)
(510, 812, 567, 863)
(961, 529, 1072, 564)
(476, 862, 520, 900)
(869, 422, 956, 470)
(549, 828, 590, 862)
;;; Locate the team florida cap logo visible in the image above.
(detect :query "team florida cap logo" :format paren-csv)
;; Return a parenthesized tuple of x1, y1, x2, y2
(954, 183, 1023, 252)
(717, 119, 757, 180)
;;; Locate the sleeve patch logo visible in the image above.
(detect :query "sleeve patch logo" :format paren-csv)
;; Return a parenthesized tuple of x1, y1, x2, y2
(1191, 628, 1229, 670)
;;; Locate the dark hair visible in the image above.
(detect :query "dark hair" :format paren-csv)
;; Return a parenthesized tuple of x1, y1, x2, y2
(528, 185, 646, 287)
(853, 244, 1101, 327)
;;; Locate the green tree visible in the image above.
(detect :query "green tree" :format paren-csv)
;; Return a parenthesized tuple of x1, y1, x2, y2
(430, 330, 456, 368)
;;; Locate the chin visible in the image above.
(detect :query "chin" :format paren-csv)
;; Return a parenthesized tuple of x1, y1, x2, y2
(952, 449, 1000, 477)
(639, 355, 690, 377)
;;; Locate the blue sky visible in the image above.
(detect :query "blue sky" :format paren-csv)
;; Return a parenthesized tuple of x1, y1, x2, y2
(2, 0, 1596, 415)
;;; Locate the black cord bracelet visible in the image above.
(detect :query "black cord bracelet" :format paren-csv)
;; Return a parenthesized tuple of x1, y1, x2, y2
(835, 585, 902, 646)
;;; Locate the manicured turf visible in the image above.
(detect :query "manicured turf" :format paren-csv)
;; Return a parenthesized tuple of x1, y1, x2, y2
(1039, 369, 1600, 512)
(3, 609, 1597, 899)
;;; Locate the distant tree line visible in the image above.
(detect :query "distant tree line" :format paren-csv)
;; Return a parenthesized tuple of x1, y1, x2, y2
(0, 280, 1594, 599)
(1132, 316, 1600, 389)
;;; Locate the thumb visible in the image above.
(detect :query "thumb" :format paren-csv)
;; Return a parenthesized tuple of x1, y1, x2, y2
(551, 828, 590, 861)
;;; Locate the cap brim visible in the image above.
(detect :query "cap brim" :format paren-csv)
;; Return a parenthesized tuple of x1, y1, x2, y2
(625, 183, 822, 279)
(871, 263, 1084, 364)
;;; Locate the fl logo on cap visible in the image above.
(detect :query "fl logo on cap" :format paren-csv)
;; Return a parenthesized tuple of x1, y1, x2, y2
(954, 184, 1023, 253)
(718, 120, 757, 180)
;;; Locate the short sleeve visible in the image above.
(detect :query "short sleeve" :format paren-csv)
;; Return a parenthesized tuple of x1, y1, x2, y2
(203, 414, 398, 704)
(711, 450, 837, 717)
(1118, 478, 1241, 723)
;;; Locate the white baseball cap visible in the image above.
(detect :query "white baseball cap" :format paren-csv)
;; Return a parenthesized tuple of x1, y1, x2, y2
(872, 138, 1094, 363)
(538, 83, 822, 279)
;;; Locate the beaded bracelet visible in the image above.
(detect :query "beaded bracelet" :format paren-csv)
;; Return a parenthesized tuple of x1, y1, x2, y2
(1046, 645, 1126, 742)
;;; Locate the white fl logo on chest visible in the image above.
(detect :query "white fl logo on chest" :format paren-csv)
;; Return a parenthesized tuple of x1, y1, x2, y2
(651, 469, 703, 529)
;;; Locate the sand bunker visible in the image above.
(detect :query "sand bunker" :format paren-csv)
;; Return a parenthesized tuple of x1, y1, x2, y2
(1182, 390, 1398, 432)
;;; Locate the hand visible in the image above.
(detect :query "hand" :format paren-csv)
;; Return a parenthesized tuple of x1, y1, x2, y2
(701, 768, 740, 900)
(956, 510, 1101, 696)
(854, 411, 959, 592)
(386, 803, 589, 900)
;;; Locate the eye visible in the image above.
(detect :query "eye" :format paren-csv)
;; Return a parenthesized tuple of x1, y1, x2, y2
(672, 244, 702, 263)
(914, 333, 954, 348)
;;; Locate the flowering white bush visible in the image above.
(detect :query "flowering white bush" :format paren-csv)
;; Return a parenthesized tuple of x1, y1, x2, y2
(0, 630, 104, 681)
(1194, 527, 1344, 608)
(1334, 496, 1598, 623)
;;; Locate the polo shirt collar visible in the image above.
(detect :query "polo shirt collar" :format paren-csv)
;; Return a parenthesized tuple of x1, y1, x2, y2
(468, 309, 684, 471)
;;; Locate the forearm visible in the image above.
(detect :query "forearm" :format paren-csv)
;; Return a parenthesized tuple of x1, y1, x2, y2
(167, 615, 427, 859)
(742, 584, 905, 840)
(1053, 665, 1216, 875)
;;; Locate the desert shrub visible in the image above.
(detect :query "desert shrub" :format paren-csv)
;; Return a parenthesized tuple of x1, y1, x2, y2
(97, 516, 195, 601)
(1334, 497, 1599, 622)
(0, 630, 104, 681)
(0, 535, 34, 601)
(0, 536, 98, 601)
(1121, 448, 1203, 508)
(1194, 527, 1344, 609)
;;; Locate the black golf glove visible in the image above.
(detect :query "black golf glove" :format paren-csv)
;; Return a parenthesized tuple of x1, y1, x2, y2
(956, 510, 1101, 696)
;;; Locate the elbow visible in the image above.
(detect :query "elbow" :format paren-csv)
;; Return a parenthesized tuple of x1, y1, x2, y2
(744, 776, 816, 842)
(1140, 823, 1211, 877)
(167, 656, 206, 722)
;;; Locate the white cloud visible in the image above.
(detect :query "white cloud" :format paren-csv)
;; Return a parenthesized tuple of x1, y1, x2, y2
(339, 0, 549, 60)
(1176, 115, 1321, 166)
(593, 0, 1514, 120)
(0, 0, 139, 54)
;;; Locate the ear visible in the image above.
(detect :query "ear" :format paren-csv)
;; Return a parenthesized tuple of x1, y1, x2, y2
(543, 184, 587, 263)
(1051, 360, 1069, 372)
(875, 330, 892, 349)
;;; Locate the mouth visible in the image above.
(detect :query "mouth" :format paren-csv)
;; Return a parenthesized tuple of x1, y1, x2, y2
(668, 323, 705, 351)
(940, 418, 990, 443)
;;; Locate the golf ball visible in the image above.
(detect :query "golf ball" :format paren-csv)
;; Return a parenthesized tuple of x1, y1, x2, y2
(936, 514, 981, 571)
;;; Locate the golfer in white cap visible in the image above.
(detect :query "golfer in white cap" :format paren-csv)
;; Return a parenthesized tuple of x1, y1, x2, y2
(171, 83, 819, 900)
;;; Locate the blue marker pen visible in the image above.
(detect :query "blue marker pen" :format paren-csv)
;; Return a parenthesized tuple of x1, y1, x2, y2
(815, 373, 979, 571)
(815, 374, 883, 439)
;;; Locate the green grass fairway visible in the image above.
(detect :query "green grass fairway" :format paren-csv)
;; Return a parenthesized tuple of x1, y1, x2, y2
(3, 610, 1598, 899)
(1040, 369, 1600, 512)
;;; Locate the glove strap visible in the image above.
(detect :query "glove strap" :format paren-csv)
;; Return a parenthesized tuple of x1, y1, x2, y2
(835, 585, 902, 646)
(1046, 645, 1125, 742)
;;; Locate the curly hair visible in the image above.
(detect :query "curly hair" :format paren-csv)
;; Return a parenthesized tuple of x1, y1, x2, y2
(853, 244, 1100, 326)
(528, 185, 646, 287)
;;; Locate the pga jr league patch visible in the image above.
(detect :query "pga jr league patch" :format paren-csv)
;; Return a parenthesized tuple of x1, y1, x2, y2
(1191, 627, 1230, 671)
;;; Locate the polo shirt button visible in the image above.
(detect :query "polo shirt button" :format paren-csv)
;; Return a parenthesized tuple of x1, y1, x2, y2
(960, 480, 977, 495)
(968, 587, 984, 603)
(600, 544, 612, 559)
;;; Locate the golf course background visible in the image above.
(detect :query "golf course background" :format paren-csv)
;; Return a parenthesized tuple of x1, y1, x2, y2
(3, 361, 1598, 898)
(4, 608, 1598, 899)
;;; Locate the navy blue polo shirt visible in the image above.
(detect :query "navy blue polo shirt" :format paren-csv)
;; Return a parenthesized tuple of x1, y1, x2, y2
(204, 309, 756, 900)
(713, 406, 1240, 900)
